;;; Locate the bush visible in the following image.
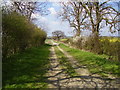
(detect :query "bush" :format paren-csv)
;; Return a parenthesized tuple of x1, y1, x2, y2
(65, 36, 119, 61)
(84, 35, 102, 54)
(100, 37, 119, 61)
(2, 12, 46, 58)
(74, 38, 83, 49)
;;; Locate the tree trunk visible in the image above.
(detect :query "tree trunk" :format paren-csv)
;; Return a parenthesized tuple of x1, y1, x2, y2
(75, 29, 80, 36)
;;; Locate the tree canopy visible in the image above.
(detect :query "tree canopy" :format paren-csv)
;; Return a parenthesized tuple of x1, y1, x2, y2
(52, 30, 65, 40)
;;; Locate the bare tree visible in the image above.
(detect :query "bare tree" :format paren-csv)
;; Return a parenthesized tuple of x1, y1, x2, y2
(52, 30, 65, 40)
(59, 1, 88, 37)
(12, 1, 48, 20)
(80, 1, 120, 36)
(79, 1, 120, 53)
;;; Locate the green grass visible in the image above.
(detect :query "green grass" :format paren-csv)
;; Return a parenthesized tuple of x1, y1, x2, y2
(3, 44, 51, 88)
(59, 43, 120, 77)
(54, 46, 77, 77)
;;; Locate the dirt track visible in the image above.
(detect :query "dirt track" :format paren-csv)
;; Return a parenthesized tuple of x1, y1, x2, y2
(46, 40, 120, 88)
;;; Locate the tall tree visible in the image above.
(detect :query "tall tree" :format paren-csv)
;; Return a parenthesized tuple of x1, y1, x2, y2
(80, 1, 120, 36)
(79, 1, 120, 53)
(59, 1, 88, 36)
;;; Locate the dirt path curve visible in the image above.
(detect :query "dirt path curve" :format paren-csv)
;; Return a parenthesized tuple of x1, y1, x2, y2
(46, 40, 120, 88)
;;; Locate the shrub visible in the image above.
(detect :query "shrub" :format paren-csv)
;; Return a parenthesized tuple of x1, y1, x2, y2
(2, 11, 46, 58)
(66, 36, 119, 61)
(100, 37, 119, 61)
(84, 35, 102, 54)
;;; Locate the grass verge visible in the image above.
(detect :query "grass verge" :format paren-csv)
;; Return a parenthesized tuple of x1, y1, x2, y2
(3, 44, 51, 88)
(54, 46, 77, 77)
(59, 43, 120, 77)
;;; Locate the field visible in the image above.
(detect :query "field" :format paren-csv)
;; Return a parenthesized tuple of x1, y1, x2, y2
(100, 37, 120, 42)
(61, 37, 120, 43)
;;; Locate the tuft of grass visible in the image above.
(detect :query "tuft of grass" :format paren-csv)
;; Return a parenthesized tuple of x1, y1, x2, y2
(3, 44, 51, 88)
(54, 46, 77, 77)
(59, 43, 120, 77)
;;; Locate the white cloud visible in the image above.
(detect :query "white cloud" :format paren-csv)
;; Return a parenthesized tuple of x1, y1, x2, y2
(46, 19, 74, 36)
(1, 0, 11, 6)
(52, 2, 62, 7)
(47, 0, 70, 2)
(31, 13, 47, 22)
(31, 13, 39, 18)
(32, 4, 74, 36)
(48, 7, 57, 15)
